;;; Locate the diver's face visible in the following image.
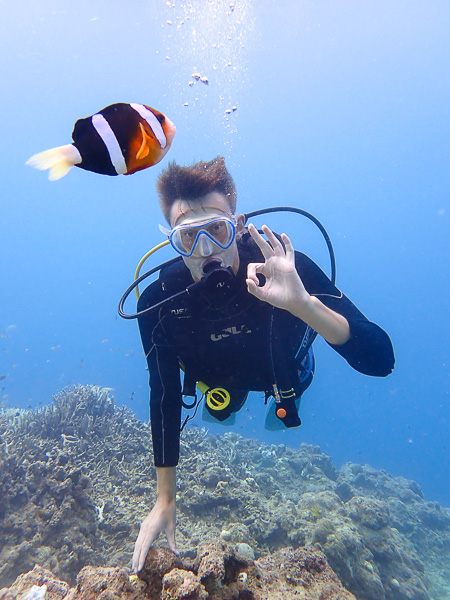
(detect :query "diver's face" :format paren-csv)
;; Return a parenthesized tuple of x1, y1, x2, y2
(169, 192, 244, 281)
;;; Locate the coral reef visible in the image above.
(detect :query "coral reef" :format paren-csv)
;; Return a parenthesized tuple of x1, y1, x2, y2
(0, 386, 154, 585)
(0, 385, 449, 600)
(0, 543, 356, 600)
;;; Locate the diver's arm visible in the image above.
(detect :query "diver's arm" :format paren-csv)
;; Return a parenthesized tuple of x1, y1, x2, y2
(246, 224, 394, 375)
(138, 301, 184, 467)
(246, 224, 350, 345)
(292, 243, 394, 376)
(135, 294, 182, 571)
(290, 294, 350, 345)
(132, 466, 177, 572)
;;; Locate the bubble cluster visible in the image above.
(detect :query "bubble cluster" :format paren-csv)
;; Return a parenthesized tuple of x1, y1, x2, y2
(159, 0, 254, 150)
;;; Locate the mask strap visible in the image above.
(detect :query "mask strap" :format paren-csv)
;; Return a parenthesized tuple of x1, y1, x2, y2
(159, 224, 171, 236)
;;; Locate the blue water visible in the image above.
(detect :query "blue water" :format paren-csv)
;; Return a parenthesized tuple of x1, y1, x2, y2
(1, 1, 449, 506)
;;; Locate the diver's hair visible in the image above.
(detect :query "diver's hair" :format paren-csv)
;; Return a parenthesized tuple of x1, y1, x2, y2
(157, 156, 237, 223)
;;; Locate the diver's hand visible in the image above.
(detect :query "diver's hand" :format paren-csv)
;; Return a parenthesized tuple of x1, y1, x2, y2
(247, 224, 351, 345)
(132, 497, 178, 573)
(246, 224, 311, 314)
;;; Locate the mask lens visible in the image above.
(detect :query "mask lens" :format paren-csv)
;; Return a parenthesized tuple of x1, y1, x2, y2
(179, 227, 198, 253)
(170, 218, 235, 257)
(204, 220, 231, 245)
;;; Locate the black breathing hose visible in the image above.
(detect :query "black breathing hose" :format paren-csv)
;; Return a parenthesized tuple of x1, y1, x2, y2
(118, 207, 336, 320)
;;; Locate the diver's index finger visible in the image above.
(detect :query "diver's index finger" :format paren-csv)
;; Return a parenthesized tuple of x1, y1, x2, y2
(261, 225, 284, 253)
(248, 223, 274, 258)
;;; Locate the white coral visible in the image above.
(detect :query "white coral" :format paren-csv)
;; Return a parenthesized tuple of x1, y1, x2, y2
(23, 585, 47, 600)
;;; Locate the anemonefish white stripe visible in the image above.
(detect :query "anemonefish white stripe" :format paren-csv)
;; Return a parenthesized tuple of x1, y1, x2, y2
(130, 103, 167, 149)
(91, 113, 127, 175)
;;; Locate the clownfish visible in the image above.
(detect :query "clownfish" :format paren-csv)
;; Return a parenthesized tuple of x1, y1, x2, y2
(26, 102, 176, 181)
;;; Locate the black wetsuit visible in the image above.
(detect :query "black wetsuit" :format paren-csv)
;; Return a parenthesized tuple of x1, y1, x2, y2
(137, 232, 395, 467)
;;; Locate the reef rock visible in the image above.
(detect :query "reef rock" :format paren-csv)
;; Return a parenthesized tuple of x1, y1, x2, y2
(138, 547, 183, 599)
(0, 544, 355, 600)
(0, 565, 69, 600)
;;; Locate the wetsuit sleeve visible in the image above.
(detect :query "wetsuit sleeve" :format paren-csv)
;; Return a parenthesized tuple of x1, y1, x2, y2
(137, 284, 183, 467)
(295, 252, 395, 376)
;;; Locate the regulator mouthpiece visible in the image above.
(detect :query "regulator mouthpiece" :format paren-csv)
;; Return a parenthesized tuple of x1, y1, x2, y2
(187, 262, 235, 296)
(202, 259, 223, 275)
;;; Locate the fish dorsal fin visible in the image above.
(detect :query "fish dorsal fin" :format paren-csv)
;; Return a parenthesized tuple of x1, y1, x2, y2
(136, 122, 151, 160)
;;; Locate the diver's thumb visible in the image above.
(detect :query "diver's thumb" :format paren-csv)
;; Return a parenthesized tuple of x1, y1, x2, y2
(166, 529, 179, 556)
(167, 538, 179, 556)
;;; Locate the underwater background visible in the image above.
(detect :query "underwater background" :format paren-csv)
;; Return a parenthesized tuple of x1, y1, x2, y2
(1, 0, 449, 510)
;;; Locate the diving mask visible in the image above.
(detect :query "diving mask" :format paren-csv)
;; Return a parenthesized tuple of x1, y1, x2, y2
(159, 216, 236, 257)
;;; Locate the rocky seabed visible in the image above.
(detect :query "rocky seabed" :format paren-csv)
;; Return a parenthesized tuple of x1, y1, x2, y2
(0, 385, 449, 600)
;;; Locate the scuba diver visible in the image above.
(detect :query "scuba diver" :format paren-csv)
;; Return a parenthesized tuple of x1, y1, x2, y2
(126, 156, 395, 572)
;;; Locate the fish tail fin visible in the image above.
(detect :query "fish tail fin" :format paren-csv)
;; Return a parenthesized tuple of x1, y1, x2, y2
(26, 144, 82, 181)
